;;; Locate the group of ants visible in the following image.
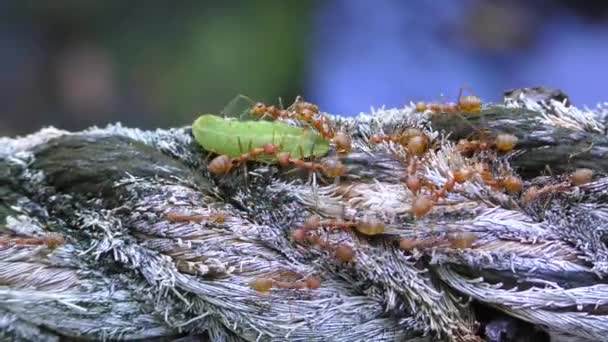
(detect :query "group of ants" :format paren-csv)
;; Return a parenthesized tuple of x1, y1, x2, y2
(1, 91, 594, 297)
(198, 91, 595, 293)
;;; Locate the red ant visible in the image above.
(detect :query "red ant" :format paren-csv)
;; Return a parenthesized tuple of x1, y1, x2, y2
(0, 235, 65, 249)
(165, 211, 227, 224)
(291, 223, 356, 263)
(370, 128, 430, 157)
(207, 142, 346, 179)
(456, 133, 518, 157)
(414, 88, 482, 114)
(249, 273, 322, 293)
(295, 215, 385, 236)
(399, 232, 478, 250)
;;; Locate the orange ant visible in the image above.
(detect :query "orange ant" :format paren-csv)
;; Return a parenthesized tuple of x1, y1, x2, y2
(404, 160, 456, 218)
(521, 182, 569, 204)
(295, 215, 385, 236)
(402, 159, 424, 194)
(249, 274, 322, 293)
(165, 211, 227, 224)
(521, 168, 591, 204)
(470, 162, 526, 194)
(370, 128, 430, 157)
(208, 143, 346, 179)
(251, 98, 341, 143)
(207, 143, 282, 175)
(398, 232, 477, 251)
(415, 88, 482, 114)
(456, 133, 518, 156)
(0, 235, 65, 249)
(276, 152, 347, 178)
(291, 221, 357, 263)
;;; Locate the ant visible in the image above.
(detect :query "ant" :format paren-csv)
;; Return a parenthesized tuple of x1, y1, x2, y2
(277, 152, 347, 178)
(414, 87, 482, 114)
(398, 232, 478, 251)
(402, 160, 457, 218)
(249, 274, 322, 293)
(465, 162, 524, 194)
(207, 142, 346, 179)
(291, 221, 357, 263)
(370, 128, 430, 157)
(0, 235, 65, 249)
(456, 133, 518, 156)
(409, 179, 455, 218)
(207, 143, 281, 175)
(250, 97, 351, 153)
(165, 211, 227, 224)
(522, 168, 593, 204)
(295, 215, 385, 236)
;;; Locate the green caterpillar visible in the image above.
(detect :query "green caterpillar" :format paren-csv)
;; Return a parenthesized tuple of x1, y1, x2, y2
(192, 114, 330, 159)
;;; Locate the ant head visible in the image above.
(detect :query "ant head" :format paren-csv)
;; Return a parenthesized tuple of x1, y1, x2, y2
(208, 155, 233, 175)
(251, 102, 267, 116)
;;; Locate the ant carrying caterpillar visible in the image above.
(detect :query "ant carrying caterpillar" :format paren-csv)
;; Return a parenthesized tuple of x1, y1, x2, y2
(194, 114, 349, 178)
(249, 98, 351, 154)
(193, 114, 329, 161)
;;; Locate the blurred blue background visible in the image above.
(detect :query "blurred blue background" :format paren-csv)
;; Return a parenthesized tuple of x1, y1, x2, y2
(1, 0, 608, 135)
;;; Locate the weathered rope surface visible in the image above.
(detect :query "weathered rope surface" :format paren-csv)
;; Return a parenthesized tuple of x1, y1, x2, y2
(1, 93, 608, 341)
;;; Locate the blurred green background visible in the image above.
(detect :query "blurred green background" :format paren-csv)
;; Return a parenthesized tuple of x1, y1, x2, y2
(2, 1, 608, 135)
(2, 1, 312, 134)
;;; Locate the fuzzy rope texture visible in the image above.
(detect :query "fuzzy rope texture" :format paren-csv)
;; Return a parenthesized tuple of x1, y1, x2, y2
(1, 94, 608, 342)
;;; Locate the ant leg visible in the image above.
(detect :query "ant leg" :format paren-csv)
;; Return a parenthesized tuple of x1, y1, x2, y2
(457, 87, 464, 105)
(298, 145, 305, 160)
